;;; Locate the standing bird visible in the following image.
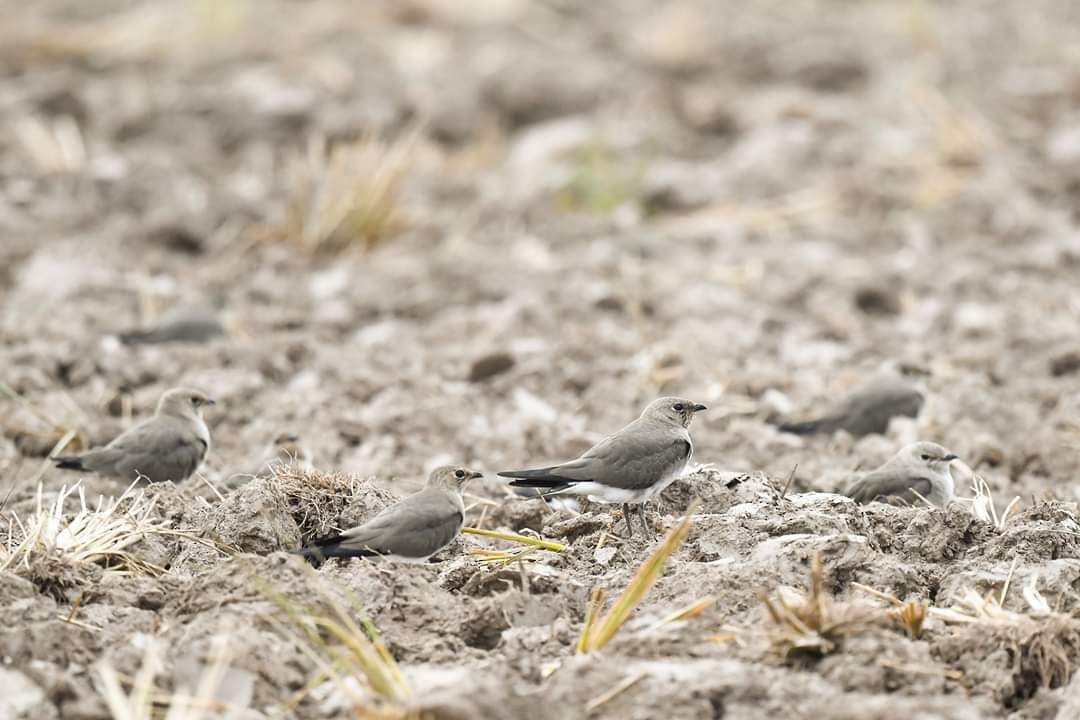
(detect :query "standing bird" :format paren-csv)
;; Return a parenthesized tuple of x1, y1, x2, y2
(844, 441, 959, 508)
(778, 364, 926, 437)
(498, 397, 707, 538)
(301, 465, 481, 566)
(54, 387, 214, 484)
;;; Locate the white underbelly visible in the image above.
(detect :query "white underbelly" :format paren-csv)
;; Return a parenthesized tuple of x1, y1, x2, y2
(576, 461, 688, 504)
(927, 475, 955, 508)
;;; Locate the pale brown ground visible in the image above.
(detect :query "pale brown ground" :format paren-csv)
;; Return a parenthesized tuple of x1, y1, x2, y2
(2, 1, 1080, 718)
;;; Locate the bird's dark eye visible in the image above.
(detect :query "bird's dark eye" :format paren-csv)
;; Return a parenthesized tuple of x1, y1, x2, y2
(673, 403, 684, 412)
(190, 396, 199, 405)
(921, 454, 931, 461)
(454, 469, 465, 479)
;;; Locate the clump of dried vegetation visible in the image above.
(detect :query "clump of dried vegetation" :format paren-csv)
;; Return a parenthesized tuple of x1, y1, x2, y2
(967, 473, 1021, 531)
(1, 481, 173, 577)
(850, 582, 928, 639)
(760, 554, 876, 661)
(279, 131, 417, 255)
(265, 465, 367, 542)
(933, 572, 1080, 696)
(856, 562, 1080, 696)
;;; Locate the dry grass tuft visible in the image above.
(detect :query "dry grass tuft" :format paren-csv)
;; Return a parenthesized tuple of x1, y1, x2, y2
(577, 505, 696, 653)
(1, 481, 172, 577)
(279, 131, 418, 255)
(761, 554, 875, 660)
(968, 474, 1021, 531)
(896, 599, 928, 639)
(850, 583, 927, 639)
(1020, 615, 1080, 691)
(855, 563, 1080, 693)
(929, 560, 1044, 625)
(931, 576, 1080, 695)
(262, 576, 413, 719)
(265, 465, 366, 542)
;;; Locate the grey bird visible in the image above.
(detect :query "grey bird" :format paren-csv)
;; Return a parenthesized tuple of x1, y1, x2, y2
(301, 465, 481, 566)
(845, 441, 959, 508)
(498, 397, 707, 538)
(778, 363, 926, 437)
(54, 387, 214, 483)
(118, 301, 225, 345)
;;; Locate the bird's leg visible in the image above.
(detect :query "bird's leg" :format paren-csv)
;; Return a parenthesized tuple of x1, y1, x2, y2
(621, 503, 635, 538)
(639, 502, 653, 538)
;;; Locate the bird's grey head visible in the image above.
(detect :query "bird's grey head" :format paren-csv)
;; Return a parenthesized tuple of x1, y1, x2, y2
(158, 387, 215, 418)
(896, 441, 958, 473)
(428, 465, 483, 492)
(642, 397, 707, 428)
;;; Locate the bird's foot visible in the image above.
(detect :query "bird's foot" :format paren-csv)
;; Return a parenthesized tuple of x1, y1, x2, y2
(638, 504, 655, 540)
(620, 503, 636, 538)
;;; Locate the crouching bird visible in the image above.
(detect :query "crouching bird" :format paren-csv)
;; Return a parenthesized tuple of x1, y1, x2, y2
(300, 466, 481, 567)
(844, 441, 959, 508)
(777, 363, 926, 437)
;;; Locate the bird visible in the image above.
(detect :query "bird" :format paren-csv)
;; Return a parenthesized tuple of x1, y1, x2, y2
(118, 301, 225, 345)
(777, 363, 926, 437)
(300, 465, 481, 566)
(54, 387, 214, 484)
(844, 441, 959, 508)
(498, 397, 707, 538)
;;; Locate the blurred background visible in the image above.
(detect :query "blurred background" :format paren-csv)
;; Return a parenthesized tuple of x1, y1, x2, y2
(1, 0, 1079, 502)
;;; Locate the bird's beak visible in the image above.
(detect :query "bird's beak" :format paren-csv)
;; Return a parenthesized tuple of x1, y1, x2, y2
(468, 471, 484, 480)
(943, 453, 958, 462)
(692, 403, 708, 412)
(205, 398, 217, 406)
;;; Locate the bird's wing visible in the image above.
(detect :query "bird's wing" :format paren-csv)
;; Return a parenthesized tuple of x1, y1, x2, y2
(334, 491, 463, 557)
(847, 472, 933, 505)
(549, 428, 691, 491)
(93, 417, 206, 482)
(845, 387, 925, 436)
(77, 420, 161, 474)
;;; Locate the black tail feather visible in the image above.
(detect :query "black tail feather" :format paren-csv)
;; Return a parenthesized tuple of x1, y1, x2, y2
(499, 467, 578, 487)
(506, 476, 571, 488)
(55, 456, 85, 471)
(299, 535, 376, 567)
